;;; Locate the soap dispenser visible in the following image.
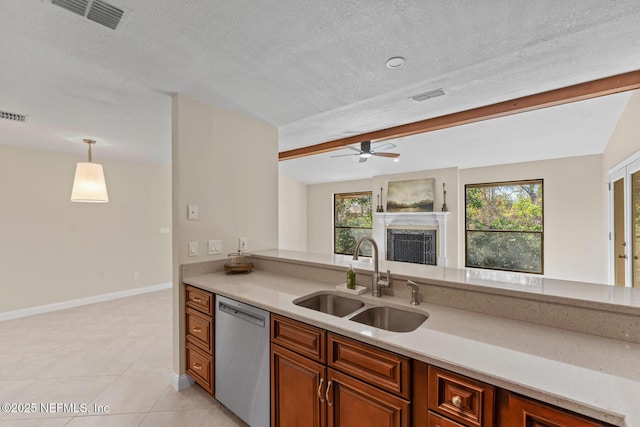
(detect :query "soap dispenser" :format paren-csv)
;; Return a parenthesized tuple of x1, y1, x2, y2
(346, 264, 356, 290)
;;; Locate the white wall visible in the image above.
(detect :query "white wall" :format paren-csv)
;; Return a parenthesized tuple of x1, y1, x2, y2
(171, 94, 279, 374)
(460, 155, 606, 283)
(0, 144, 172, 313)
(279, 171, 307, 251)
(307, 178, 372, 254)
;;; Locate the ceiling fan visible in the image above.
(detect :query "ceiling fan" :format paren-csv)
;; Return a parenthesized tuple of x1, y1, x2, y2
(331, 141, 400, 163)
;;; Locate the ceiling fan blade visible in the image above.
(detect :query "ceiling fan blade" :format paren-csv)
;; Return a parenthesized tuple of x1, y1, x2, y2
(373, 142, 396, 152)
(373, 152, 400, 158)
(345, 145, 362, 153)
(330, 153, 359, 158)
(359, 156, 368, 163)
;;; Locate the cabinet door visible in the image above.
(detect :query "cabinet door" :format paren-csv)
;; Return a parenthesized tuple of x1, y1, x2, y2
(498, 391, 610, 427)
(271, 343, 326, 427)
(327, 368, 410, 427)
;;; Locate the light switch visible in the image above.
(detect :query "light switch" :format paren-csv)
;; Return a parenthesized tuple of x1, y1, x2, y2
(187, 205, 198, 220)
(188, 242, 198, 256)
(208, 239, 222, 255)
(239, 237, 248, 252)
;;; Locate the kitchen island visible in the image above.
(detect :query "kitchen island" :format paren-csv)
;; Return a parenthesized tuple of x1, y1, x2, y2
(181, 250, 640, 426)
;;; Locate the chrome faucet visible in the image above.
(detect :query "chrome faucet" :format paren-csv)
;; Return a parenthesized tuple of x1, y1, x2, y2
(353, 237, 390, 297)
(406, 280, 420, 305)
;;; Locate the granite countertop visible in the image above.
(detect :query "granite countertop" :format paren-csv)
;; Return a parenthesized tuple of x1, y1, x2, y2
(185, 269, 640, 427)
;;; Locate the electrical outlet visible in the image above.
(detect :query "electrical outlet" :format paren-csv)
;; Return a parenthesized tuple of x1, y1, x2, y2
(133, 272, 140, 280)
(208, 239, 222, 255)
(188, 242, 198, 256)
(239, 237, 248, 252)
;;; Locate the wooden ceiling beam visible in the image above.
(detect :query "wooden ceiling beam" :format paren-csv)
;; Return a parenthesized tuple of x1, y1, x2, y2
(278, 70, 640, 161)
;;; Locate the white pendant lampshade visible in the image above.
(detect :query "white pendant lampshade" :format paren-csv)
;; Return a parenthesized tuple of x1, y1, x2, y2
(71, 139, 109, 203)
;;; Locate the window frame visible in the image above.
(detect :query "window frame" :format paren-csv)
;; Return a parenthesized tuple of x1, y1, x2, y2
(333, 191, 373, 256)
(464, 179, 544, 274)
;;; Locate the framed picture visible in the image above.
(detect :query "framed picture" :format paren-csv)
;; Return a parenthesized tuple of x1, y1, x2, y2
(386, 178, 435, 212)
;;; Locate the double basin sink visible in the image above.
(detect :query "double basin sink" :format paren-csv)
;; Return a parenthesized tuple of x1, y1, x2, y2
(294, 292, 428, 333)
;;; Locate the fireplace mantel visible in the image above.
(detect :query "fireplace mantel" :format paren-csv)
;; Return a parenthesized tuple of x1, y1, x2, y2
(373, 212, 449, 266)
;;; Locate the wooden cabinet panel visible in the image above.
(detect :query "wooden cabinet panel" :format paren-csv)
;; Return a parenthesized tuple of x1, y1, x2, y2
(428, 366, 495, 427)
(327, 368, 410, 427)
(185, 342, 213, 395)
(185, 306, 214, 354)
(412, 360, 429, 426)
(497, 391, 611, 427)
(271, 314, 326, 363)
(271, 343, 326, 427)
(327, 333, 410, 399)
(185, 284, 214, 316)
(428, 411, 466, 427)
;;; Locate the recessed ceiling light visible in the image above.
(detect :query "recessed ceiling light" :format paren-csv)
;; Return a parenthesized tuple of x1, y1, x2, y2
(386, 57, 405, 69)
(393, 158, 400, 162)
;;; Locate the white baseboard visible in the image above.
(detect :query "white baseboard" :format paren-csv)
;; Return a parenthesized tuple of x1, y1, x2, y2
(170, 371, 194, 391)
(0, 282, 172, 321)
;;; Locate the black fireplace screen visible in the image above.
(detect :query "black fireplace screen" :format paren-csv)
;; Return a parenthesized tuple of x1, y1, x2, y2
(386, 229, 436, 265)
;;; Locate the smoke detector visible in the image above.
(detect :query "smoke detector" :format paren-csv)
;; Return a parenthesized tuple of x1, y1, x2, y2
(0, 111, 27, 122)
(51, 0, 128, 30)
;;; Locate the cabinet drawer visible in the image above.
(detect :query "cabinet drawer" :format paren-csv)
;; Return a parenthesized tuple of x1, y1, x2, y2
(185, 307, 214, 354)
(185, 285, 213, 316)
(327, 333, 410, 399)
(185, 342, 213, 395)
(271, 314, 326, 363)
(428, 411, 466, 427)
(428, 366, 495, 427)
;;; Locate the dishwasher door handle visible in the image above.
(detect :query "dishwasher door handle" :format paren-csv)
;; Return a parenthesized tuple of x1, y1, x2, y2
(218, 301, 266, 328)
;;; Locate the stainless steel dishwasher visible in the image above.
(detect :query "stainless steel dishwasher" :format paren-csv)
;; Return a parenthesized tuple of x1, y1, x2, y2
(215, 295, 269, 427)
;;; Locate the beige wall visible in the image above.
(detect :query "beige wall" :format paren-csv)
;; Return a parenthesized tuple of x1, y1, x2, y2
(460, 155, 606, 283)
(603, 91, 640, 171)
(171, 94, 279, 375)
(0, 144, 172, 313)
(279, 172, 307, 251)
(307, 178, 372, 254)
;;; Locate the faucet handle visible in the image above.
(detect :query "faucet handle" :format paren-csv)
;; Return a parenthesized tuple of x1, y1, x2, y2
(377, 270, 391, 288)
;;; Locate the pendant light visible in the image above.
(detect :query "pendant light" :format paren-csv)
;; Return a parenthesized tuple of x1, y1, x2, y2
(71, 139, 109, 203)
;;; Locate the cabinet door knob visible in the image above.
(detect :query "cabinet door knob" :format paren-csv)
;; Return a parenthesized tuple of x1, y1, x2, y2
(192, 327, 202, 333)
(325, 380, 333, 406)
(317, 378, 325, 403)
(451, 395, 463, 408)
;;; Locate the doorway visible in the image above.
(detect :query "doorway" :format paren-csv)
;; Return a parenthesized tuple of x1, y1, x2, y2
(610, 157, 640, 287)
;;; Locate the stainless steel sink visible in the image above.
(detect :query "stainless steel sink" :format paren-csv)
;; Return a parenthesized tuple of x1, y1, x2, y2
(294, 293, 365, 317)
(349, 306, 428, 332)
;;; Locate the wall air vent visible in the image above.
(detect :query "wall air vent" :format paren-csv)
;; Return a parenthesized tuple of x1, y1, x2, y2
(0, 111, 26, 122)
(51, 0, 125, 30)
(410, 88, 446, 102)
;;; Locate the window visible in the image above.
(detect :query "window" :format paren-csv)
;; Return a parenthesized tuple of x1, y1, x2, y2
(334, 192, 373, 256)
(465, 180, 543, 274)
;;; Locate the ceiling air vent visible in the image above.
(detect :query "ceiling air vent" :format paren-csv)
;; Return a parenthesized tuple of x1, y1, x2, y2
(51, 0, 125, 30)
(410, 88, 446, 102)
(0, 111, 26, 122)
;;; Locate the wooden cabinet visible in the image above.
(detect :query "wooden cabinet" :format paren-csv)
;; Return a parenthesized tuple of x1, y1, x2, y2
(270, 314, 411, 427)
(497, 391, 613, 427)
(427, 366, 495, 427)
(184, 284, 214, 396)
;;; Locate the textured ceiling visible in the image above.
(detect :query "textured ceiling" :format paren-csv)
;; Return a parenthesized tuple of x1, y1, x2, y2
(1, 0, 640, 177)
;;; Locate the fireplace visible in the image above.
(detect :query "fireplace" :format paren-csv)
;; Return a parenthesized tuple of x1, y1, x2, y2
(386, 228, 436, 265)
(374, 212, 449, 267)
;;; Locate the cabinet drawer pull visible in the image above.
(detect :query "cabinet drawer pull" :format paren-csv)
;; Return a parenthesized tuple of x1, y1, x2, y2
(192, 297, 203, 303)
(317, 378, 325, 403)
(451, 395, 463, 408)
(193, 363, 202, 370)
(325, 380, 333, 406)
(192, 327, 202, 333)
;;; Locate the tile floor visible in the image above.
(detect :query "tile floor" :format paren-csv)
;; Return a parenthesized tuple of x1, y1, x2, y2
(0, 289, 247, 427)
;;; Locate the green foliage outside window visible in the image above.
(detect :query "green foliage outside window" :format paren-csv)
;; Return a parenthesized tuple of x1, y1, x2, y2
(465, 180, 543, 274)
(334, 192, 373, 256)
